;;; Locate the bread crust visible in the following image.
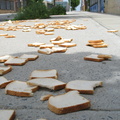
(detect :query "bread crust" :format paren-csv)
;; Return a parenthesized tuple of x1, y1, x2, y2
(59, 43, 76, 47)
(93, 44, 108, 48)
(84, 57, 104, 62)
(9, 110, 15, 120)
(0, 66, 12, 75)
(0, 80, 14, 88)
(48, 99, 90, 114)
(88, 40, 104, 43)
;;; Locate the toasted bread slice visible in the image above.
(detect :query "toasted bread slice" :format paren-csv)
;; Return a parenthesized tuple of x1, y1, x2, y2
(48, 91, 90, 114)
(30, 69, 58, 79)
(84, 54, 104, 62)
(0, 66, 12, 75)
(39, 44, 54, 49)
(88, 40, 104, 43)
(0, 77, 14, 88)
(0, 109, 15, 120)
(52, 47, 67, 53)
(5, 81, 39, 97)
(40, 94, 53, 101)
(0, 55, 13, 63)
(65, 80, 103, 94)
(93, 44, 108, 48)
(97, 54, 112, 59)
(44, 32, 54, 35)
(27, 78, 66, 90)
(38, 48, 53, 55)
(4, 57, 28, 66)
(19, 54, 39, 61)
(59, 43, 76, 47)
(28, 42, 45, 47)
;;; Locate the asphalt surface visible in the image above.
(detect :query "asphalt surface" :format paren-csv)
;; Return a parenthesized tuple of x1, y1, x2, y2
(0, 11, 120, 120)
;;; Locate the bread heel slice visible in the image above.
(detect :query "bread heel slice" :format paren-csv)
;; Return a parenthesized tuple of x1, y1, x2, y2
(48, 91, 90, 114)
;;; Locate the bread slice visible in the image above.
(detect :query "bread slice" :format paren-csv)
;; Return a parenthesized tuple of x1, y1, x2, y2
(59, 43, 76, 47)
(28, 42, 45, 47)
(5, 81, 39, 97)
(65, 80, 103, 94)
(50, 36, 63, 42)
(0, 55, 13, 63)
(97, 54, 112, 60)
(92, 44, 108, 48)
(52, 47, 67, 53)
(48, 91, 90, 114)
(27, 78, 66, 90)
(86, 42, 104, 46)
(84, 54, 105, 62)
(0, 33, 8, 36)
(0, 76, 14, 88)
(51, 40, 65, 45)
(45, 28, 54, 32)
(5, 35, 16, 38)
(38, 48, 53, 55)
(40, 94, 53, 101)
(0, 109, 15, 120)
(88, 40, 104, 43)
(30, 69, 58, 79)
(4, 57, 28, 66)
(0, 66, 12, 75)
(39, 44, 54, 49)
(62, 38, 73, 42)
(19, 54, 39, 61)
(107, 30, 118, 33)
(44, 32, 54, 35)
(36, 30, 45, 34)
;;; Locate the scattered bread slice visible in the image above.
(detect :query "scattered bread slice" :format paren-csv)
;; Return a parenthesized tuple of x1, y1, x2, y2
(39, 44, 54, 49)
(40, 94, 53, 101)
(62, 38, 73, 42)
(92, 44, 108, 48)
(0, 33, 8, 36)
(107, 30, 118, 33)
(5, 35, 16, 38)
(86, 42, 104, 46)
(52, 47, 67, 53)
(30, 69, 58, 79)
(0, 109, 15, 120)
(0, 76, 14, 88)
(4, 57, 28, 66)
(44, 32, 54, 35)
(51, 40, 65, 45)
(36, 30, 45, 34)
(65, 80, 103, 94)
(88, 40, 104, 43)
(28, 42, 45, 47)
(50, 36, 63, 42)
(0, 66, 12, 75)
(38, 48, 53, 55)
(0, 55, 13, 63)
(84, 54, 104, 62)
(45, 28, 54, 32)
(48, 91, 90, 114)
(5, 81, 39, 97)
(27, 78, 66, 90)
(19, 54, 39, 61)
(59, 43, 76, 47)
(22, 29, 31, 32)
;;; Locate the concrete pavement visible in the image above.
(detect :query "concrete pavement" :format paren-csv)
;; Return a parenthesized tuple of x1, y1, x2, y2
(0, 11, 120, 120)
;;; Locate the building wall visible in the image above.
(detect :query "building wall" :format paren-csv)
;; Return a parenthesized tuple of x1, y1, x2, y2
(104, 0, 120, 15)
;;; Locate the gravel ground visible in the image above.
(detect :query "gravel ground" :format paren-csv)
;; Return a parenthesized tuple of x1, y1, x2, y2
(0, 11, 120, 120)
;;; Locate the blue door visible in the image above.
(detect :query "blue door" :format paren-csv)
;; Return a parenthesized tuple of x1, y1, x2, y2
(100, 0, 104, 12)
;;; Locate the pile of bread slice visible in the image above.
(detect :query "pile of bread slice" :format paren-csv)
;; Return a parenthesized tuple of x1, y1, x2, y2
(0, 69, 103, 115)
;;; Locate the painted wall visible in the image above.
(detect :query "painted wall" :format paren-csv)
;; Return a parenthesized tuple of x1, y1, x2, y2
(104, 0, 120, 15)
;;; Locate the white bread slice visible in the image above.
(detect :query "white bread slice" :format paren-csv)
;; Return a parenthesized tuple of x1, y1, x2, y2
(39, 44, 54, 49)
(45, 28, 54, 32)
(0, 33, 8, 36)
(0, 109, 15, 120)
(19, 54, 39, 61)
(22, 29, 31, 32)
(86, 42, 104, 46)
(50, 36, 63, 42)
(84, 54, 105, 62)
(51, 40, 65, 45)
(59, 43, 76, 47)
(65, 80, 103, 94)
(92, 44, 108, 48)
(30, 69, 58, 79)
(0, 77, 14, 88)
(40, 94, 53, 101)
(38, 48, 53, 55)
(107, 30, 118, 33)
(36, 30, 45, 34)
(5, 81, 39, 97)
(28, 42, 45, 47)
(48, 91, 90, 114)
(88, 40, 104, 43)
(4, 57, 28, 66)
(52, 47, 67, 53)
(5, 35, 16, 38)
(27, 78, 66, 90)
(44, 32, 54, 35)
(0, 66, 12, 75)
(97, 54, 112, 60)
(62, 38, 73, 42)
(0, 55, 13, 63)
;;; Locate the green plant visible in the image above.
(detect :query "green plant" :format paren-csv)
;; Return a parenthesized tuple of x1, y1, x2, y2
(49, 5, 66, 15)
(14, 1, 49, 20)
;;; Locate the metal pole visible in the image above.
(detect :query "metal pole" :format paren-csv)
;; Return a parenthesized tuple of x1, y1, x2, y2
(69, 0, 71, 11)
